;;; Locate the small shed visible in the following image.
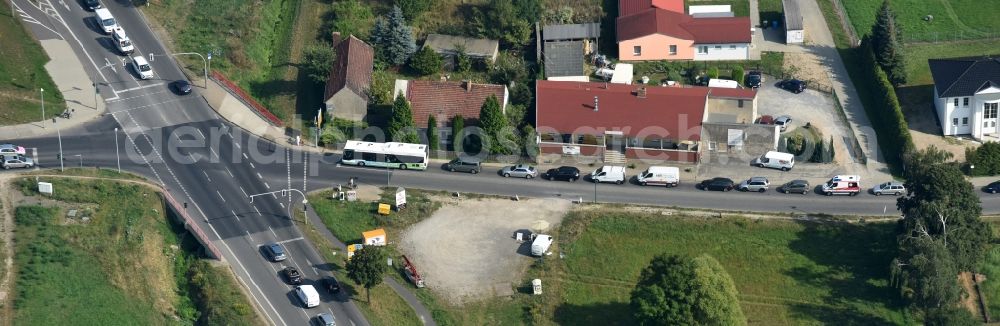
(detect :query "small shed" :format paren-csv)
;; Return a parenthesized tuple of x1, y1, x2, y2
(782, 0, 804, 44)
(362, 228, 387, 246)
(423, 34, 499, 64)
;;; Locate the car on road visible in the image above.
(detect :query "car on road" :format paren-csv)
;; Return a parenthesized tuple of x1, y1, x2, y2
(263, 242, 287, 262)
(778, 79, 805, 94)
(774, 115, 792, 132)
(2, 155, 33, 169)
(698, 177, 735, 191)
(738, 177, 770, 192)
(132, 56, 154, 79)
(295, 285, 320, 308)
(779, 179, 810, 195)
(983, 181, 1000, 194)
(871, 181, 905, 196)
(172, 80, 192, 95)
(544, 166, 580, 182)
(283, 266, 303, 284)
(0, 144, 26, 158)
(590, 165, 627, 184)
(746, 70, 763, 88)
(444, 157, 481, 174)
(501, 164, 537, 179)
(84, 0, 102, 10)
(314, 313, 336, 326)
(321, 276, 341, 294)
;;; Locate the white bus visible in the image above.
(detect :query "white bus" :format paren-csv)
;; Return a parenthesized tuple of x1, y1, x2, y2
(341, 140, 428, 170)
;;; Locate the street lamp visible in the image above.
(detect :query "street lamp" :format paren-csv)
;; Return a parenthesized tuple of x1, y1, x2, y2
(172, 52, 209, 88)
(40, 88, 45, 128)
(114, 127, 121, 173)
(52, 118, 63, 171)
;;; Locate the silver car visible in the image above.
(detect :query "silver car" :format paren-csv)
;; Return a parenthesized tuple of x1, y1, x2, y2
(774, 116, 792, 132)
(501, 164, 537, 179)
(738, 177, 769, 192)
(2, 155, 33, 169)
(0, 144, 26, 158)
(871, 181, 905, 196)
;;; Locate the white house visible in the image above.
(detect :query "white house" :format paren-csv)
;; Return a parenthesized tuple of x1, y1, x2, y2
(929, 57, 1000, 140)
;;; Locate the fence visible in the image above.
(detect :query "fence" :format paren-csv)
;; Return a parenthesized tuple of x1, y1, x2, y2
(210, 71, 284, 127)
(831, 90, 868, 165)
(830, 0, 861, 47)
(162, 191, 224, 261)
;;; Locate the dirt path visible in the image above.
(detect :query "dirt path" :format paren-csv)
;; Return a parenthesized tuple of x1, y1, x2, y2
(959, 272, 984, 321)
(0, 175, 17, 323)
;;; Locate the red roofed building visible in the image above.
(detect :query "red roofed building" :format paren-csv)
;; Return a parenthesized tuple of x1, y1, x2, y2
(535, 80, 759, 163)
(324, 33, 374, 121)
(616, 0, 751, 61)
(393, 80, 508, 128)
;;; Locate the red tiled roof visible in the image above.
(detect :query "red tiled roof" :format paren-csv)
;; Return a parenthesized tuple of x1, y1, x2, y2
(325, 35, 374, 101)
(535, 81, 710, 140)
(406, 80, 507, 127)
(617, 8, 751, 44)
(619, 0, 684, 17)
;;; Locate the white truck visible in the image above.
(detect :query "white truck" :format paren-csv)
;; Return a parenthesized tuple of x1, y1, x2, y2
(112, 28, 134, 55)
(295, 285, 319, 308)
(821, 175, 861, 196)
(636, 166, 680, 187)
(94, 8, 118, 34)
(752, 151, 795, 171)
(531, 234, 553, 257)
(590, 166, 626, 185)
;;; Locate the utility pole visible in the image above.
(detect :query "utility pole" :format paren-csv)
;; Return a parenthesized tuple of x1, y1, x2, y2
(54, 118, 64, 171)
(93, 83, 99, 110)
(40, 88, 45, 128)
(114, 127, 121, 173)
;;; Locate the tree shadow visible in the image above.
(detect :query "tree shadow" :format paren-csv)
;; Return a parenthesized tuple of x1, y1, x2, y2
(553, 301, 633, 325)
(895, 85, 940, 135)
(247, 79, 299, 100)
(785, 220, 909, 324)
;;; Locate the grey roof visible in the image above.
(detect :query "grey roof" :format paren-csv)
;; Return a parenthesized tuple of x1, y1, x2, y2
(542, 23, 601, 41)
(701, 122, 778, 153)
(423, 34, 498, 59)
(543, 41, 585, 77)
(929, 57, 1000, 97)
(782, 0, 803, 30)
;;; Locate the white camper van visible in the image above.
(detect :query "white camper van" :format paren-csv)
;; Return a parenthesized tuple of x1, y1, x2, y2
(94, 8, 117, 34)
(752, 151, 795, 171)
(590, 166, 626, 184)
(295, 285, 320, 308)
(132, 55, 153, 79)
(708, 78, 739, 88)
(636, 166, 680, 187)
(112, 28, 134, 55)
(531, 234, 553, 257)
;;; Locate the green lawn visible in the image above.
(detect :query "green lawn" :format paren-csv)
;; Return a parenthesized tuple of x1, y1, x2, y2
(686, 0, 751, 17)
(840, 0, 1000, 42)
(0, 3, 65, 126)
(981, 221, 1000, 318)
(903, 40, 1000, 85)
(554, 210, 914, 325)
(758, 0, 784, 26)
(12, 177, 262, 325)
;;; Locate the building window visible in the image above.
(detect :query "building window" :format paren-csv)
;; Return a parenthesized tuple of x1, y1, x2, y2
(954, 98, 959, 107)
(985, 103, 998, 119)
(730, 45, 736, 49)
(963, 117, 969, 125)
(714, 45, 722, 50)
(953, 118, 959, 126)
(963, 97, 970, 106)
(669, 45, 677, 55)
(633, 46, 641, 56)
(698, 46, 708, 54)
(738, 100, 744, 108)
(708, 141, 717, 151)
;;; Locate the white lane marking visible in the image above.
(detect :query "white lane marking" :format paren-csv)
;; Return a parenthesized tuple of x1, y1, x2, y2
(307, 258, 319, 275)
(277, 237, 304, 245)
(253, 205, 262, 216)
(239, 186, 248, 198)
(196, 128, 206, 139)
(106, 89, 168, 103)
(232, 209, 240, 222)
(235, 142, 241, 149)
(264, 182, 270, 189)
(256, 172, 263, 179)
(249, 162, 255, 169)
(216, 190, 226, 202)
(224, 166, 234, 177)
(34, 0, 107, 83)
(279, 202, 285, 208)
(245, 230, 254, 243)
(31, 148, 39, 169)
(268, 226, 279, 238)
(242, 153, 248, 159)
(115, 82, 166, 94)
(204, 222, 284, 326)
(210, 147, 219, 159)
(202, 170, 211, 182)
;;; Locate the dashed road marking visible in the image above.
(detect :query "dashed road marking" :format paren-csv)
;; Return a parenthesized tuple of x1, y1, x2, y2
(217, 190, 226, 202)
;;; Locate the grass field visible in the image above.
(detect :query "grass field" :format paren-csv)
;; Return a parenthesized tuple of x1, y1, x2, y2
(841, 0, 1000, 42)
(687, 0, 751, 17)
(0, 3, 66, 126)
(552, 210, 914, 325)
(981, 221, 1000, 318)
(12, 177, 261, 325)
(902, 40, 1000, 86)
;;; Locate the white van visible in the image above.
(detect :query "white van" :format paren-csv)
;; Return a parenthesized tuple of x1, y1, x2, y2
(94, 8, 117, 34)
(112, 28, 134, 55)
(295, 285, 320, 308)
(636, 166, 680, 187)
(590, 166, 626, 185)
(530, 234, 553, 257)
(752, 151, 795, 171)
(708, 78, 739, 88)
(830, 175, 860, 183)
(132, 55, 153, 79)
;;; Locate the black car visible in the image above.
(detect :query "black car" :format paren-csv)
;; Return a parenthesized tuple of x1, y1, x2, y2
(984, 181, 1000, 194)
(780, 179, 810, 194)
(283, 266, 303, 285)
(172, 80, 193, 95)
(545, 166, 581, 182)
(746, 70, 763, 88)
(778, 79, 805, 94)
(321, 276, 341, 293)
(699, 177, 735, 191)
(83, 0, 101, 10)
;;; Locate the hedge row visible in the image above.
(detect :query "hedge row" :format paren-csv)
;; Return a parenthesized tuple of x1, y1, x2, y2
(857, 39, 915, 173)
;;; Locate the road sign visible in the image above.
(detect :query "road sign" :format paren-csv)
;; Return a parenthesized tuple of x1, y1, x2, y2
(395, 187, 406, 209)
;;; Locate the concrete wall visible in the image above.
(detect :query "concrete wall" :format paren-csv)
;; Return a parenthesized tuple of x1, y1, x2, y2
(618, 34, 695, 61)
(325, 89, 368, 122)
(693, 43, 750, 61)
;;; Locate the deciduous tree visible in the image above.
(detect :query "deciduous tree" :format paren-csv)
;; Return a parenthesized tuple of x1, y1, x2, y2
(631, 254, 746, 325)
(345, 246, 387, 302)
(302, 42, 335, 84)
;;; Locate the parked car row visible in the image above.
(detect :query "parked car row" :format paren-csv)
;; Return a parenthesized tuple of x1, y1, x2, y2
(0, 144, 32, 169)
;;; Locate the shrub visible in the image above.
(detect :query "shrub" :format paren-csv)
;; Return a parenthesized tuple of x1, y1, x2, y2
(409, 46, 442, 76)
(731, 66, 745, 86)
(966, 141, 1000, 176)
(707, 67, 720, 80)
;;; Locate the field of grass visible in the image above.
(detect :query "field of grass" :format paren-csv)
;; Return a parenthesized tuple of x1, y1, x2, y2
(757, 0, 784, 25)
(552, 210, 914, 325)
(902, 40, 1000, 86)
(0, 3, 66, 126)
(840, 0, 1000, 42)
(686, 0, 751, 17)
(981, 221, 1000, 318)
(11, 177, 261, 325)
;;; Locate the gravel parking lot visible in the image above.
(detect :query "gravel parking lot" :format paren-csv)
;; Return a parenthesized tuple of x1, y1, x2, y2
(399, 197, 573, 304)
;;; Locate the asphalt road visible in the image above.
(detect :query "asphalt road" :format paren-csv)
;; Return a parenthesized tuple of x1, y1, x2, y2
(10, 1, 368, 325)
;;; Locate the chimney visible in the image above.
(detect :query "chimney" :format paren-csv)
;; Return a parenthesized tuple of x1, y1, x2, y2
(593, 96, 599, 112)
(332, 32, 342, 46)
(463, 80, 472, 92)
(636, 87, 647, 98)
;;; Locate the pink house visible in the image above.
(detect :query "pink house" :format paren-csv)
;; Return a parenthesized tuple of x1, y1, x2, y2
(616, 0, 751, 61)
